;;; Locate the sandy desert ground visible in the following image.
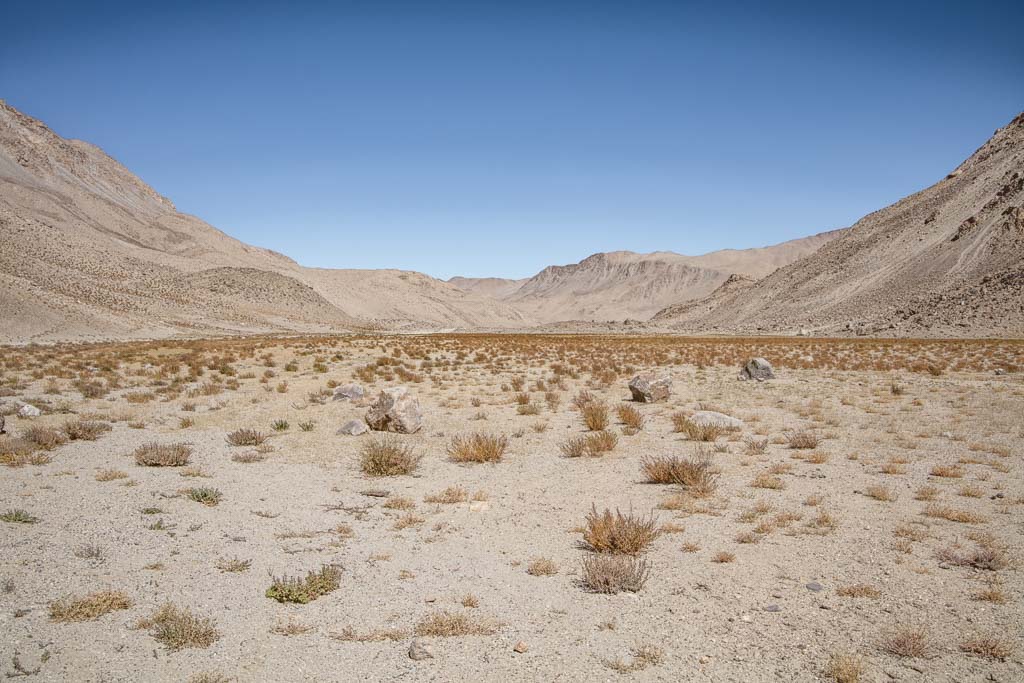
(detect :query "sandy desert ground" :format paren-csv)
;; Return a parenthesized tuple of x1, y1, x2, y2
(1, 334, 1022, 682)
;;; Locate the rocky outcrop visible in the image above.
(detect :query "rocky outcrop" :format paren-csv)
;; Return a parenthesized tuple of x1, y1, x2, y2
(365, 388, 423, 434)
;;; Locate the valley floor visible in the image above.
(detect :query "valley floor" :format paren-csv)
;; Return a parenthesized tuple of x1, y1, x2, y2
(1, 335, 1022, 682)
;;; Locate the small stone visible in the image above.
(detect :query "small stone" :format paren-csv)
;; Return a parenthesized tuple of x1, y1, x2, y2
(764, 605, 781, 613)
(408, 638, 433, 660)
(771, 593, 783, 599)
(338, 419, 368, 436)
(806, 582, 824, 592)
(738, 358, 775, 381)
(513, 641, 528, 653)
(17, 404, 40, 418)
(740, 614, 752, 623)
(333, 383, 365, 401)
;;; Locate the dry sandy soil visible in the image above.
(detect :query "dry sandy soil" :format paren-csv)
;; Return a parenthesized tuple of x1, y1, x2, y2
(1, 335, 1022, 682)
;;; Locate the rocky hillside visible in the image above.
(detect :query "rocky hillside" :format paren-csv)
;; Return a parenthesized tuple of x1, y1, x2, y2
(655, 113, 1024, 337)
(0, 101, 529, 342)
(452, 232, 842, 324)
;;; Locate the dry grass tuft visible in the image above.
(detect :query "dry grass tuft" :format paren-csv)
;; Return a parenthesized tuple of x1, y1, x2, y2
(824, 652, 865, 683)
(787, 430, 820, 449)
(134, 443, 191, 467)
(49, 590, 131, 622)
(136, 603, 219, 650)
(62, 419, 112, 441)
(923, 504, 985, 524)
(360, 436, 420, 476)
(527, 557, 559, 576)
(617, 404, 644, 431)
(424, 486, 469, 504)
(641, 453, 718, 497)
(580, 554, 650, 594)
(447, 432, 508, 464)
(225, 428, 267, 446)
(881, 624, 931, 658)
(837, 583, 880, 599)
(582, 506, 659, 554)
(581, 401, 610, 431)
(672, 413, 726, 442)
(414, 610, 499, 637)
(960, 634, 1014, 660)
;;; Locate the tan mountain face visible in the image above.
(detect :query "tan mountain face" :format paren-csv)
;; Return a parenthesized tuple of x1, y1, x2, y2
(3, 99, 1020, 342)
(0, 101, 529, 342)
(655, 113, 1024, 338)
(449, 233, 843, 323)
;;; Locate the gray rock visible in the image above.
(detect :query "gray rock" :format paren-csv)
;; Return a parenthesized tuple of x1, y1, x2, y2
(689, 410, 744, 430)
(738, 358, 775, 381)
(365, 387, 423, 434)
(764, 605, 782, 613)
(408, 638, 433, 660)
(333, 383, 365, 401)
(628, 373, 671, 403)
(805, 581, 824, 592)
(338, 419, 368, 436)
(994, 368, 1006, 376)
(17, 404, 40, 418)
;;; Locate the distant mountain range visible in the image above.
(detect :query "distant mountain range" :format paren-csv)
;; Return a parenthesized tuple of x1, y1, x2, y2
(1, 100, 1020, 342)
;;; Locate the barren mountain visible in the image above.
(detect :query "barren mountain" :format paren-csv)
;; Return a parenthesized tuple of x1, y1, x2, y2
(447, 276, 529, 300)
(472, 232, 841, 323)
(656, 112, 1024, 337)
(0, 101, 529, 342)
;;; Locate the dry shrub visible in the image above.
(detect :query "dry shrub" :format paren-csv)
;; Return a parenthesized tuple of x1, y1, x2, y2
(641, 453, 718, 497)
(881, 624, 931, 658)
(751, 472, 785, 490)
(560, 430, 618, 457)
(331, 625, 408, 642)
(617, 404, 644, 431)
(582, 506, 659, 554)
(62, 419, 112, 441)
(837, 584, 880, 599)
(49, 590, 131, 622)
(604, 644, 664, 673)
(960, 634, 1015, 660)
(572, 390, 596, 410)
(266, 564, 341, 604)
(231, 451, 266, 464)
(744, 436, 768, 454)
(226, 428, 266, 446)
(22, 426, 68, 451)
(929, 464, 964, 478)
(864, 485, 897, 502)
(824, 652, 865, 683)
(712, 551, 735, 563)
(935, 539, 1010, 571)
(581, 401, 610, 431)
(787, 430, 820, 449)
(923, 504, 985, 524)
(672, 413, 724, 442)
(414, 610, 499, 637)
(136, 603, 219, 650)
(424, 486, 468, 504)
(361, 436, 420, 476)
(447, 432, 508, 464)
(580, 554, 650, 594)
(0, 437, 47, 467)
(526, 558, 558, 576)
(184, 487, 222, 506)
(134, 443, 191, 467)
(95, 468, 127, 481)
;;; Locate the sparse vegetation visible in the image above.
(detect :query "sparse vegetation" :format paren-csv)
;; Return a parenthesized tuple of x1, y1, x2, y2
(360, 436, 421, 475)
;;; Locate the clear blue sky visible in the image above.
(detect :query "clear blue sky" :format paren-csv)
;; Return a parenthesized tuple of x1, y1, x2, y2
(2, 1, 1022, 279)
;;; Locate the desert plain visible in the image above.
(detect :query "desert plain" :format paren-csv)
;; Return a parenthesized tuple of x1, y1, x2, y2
(0, 334, 1021, 682)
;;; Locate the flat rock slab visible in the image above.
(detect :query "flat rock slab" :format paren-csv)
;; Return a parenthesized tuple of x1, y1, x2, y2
(338, 419, 369, 436)
(690, 410, 744, 430)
